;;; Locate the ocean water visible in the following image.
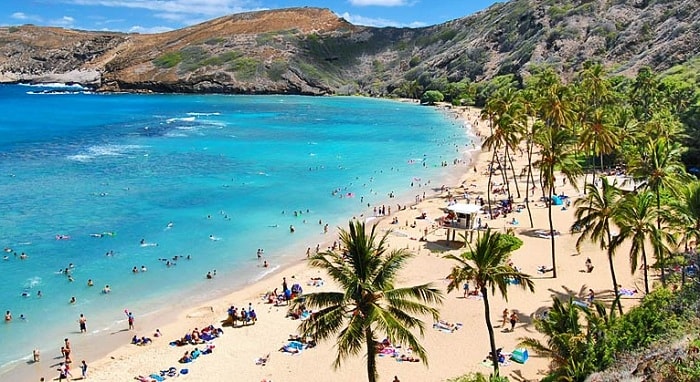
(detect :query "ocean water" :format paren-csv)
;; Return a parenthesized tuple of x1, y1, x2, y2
(0, 84, 471, 374)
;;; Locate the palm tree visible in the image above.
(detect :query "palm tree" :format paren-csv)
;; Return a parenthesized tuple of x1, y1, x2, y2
(668, 181, 700, 253)
(519, 296, 619, 381)
(295, 221, 443, 382)
(534, 124, 582, 278)
(444, 229, 534, 375)
(519, 296, 591, 381)
(610, 192, 675, 294)
(576, 61, 618, 184)
(572, 178, 623, 314)
(630, 66, 662, 122)
(631, 137, 688, 285)
(486, 87, 527, 200)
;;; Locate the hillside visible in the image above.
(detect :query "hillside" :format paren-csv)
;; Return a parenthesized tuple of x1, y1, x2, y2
(0, 0, 698, 94)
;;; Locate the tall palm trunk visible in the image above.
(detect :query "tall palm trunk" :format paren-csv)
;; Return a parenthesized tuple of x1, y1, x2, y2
(487, 150, 496, 220)
(365, 329, 378, 382)
(606, 230, 622, 315)
(525, 138, 535, 227)
(656, 193, 666, 286)
(590, 142, 597, 191)
(641, 246, 650, 294)
(548, 172, 557, 278)
(507, 146, 522, 199)
(495, 153, 510, 200)
(481, 286, 500, 376)
(500, 148, 512, 201)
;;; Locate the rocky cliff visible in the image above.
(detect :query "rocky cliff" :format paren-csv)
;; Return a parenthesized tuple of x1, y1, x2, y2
(0, 0, 698, 94)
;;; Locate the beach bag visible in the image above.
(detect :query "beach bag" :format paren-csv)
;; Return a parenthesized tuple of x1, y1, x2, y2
(511, 348, 529, 364)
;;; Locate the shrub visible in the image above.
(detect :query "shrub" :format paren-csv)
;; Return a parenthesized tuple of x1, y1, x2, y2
(420, 90, 444, 105)
(153, 52, 182, 68)
(230, 57, 260, 80)
(267, 60, 287, 81)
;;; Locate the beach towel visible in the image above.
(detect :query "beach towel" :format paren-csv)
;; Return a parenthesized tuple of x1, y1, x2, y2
(149, 373, 165, 381)
(433, 322, 462, 333)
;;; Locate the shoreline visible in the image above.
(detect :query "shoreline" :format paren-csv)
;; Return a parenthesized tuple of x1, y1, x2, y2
(2, 101, 477, 382)
(13, 101, 650, 382)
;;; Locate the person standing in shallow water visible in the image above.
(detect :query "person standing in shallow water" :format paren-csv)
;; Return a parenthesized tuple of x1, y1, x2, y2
(79, 314, 87, 333)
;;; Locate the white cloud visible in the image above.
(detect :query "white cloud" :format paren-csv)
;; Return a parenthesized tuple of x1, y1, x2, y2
(349, 0, 408, 6)
(51, 16, 76, 27)
(128, 25, 173, 34)
(11, 12, 42, 22)
(64, 0, 262, 22)
(338, 12, 425, 28)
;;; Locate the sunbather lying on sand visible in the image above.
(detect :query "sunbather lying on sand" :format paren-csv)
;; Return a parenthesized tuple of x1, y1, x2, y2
(397, 354, 420, 362)
(256, 353, 270, 365)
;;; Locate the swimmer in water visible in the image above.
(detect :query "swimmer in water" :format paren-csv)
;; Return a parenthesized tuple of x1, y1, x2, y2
(70, 296, 76, 304)
(289, 225, 295, 233)
(87, 279, 94, 287)
(102, 285, 111, 294)
(166, 221, 174, 229)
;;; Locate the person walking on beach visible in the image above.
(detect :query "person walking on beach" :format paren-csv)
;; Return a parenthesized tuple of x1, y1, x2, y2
(462, 281, 469, 298)
(126, 310, 135, 330)
(509, 312, 519, 331)
(80, 360, 88, 379)
(501, 308, 509, 328)
(79, 314, 87, 333)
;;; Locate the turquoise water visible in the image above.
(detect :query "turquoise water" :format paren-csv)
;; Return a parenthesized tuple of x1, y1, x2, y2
(0, 84, 470, 373)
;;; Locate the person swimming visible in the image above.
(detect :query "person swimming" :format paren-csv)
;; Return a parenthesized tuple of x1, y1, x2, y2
(102, 285, 111, 294)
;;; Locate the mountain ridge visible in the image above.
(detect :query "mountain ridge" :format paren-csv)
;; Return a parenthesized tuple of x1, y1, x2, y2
(0, 1, 697, 94)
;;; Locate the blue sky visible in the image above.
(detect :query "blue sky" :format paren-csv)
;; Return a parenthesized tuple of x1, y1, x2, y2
(0, 0, 501, 34)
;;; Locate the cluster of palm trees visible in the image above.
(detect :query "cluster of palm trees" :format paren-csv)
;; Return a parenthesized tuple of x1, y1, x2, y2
(289, 64, 698, 381)
(479, 62, 698, 284)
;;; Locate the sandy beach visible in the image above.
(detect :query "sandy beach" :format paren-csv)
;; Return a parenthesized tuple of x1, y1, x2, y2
(21, 105, 648, 382)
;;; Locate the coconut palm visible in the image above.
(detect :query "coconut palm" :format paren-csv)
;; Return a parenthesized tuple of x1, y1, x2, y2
(294, 221, 443, 382)
(444, 229, 534, 375)
(519, 296, 590, 380)
(610, 192, 675, 294)
(630, 66, 662, 122)
(534, 123, 582, 279)
(631, 137, 688, 285)
(668, 181, 700, 253)
(572, 177, 623, 313)
(576, 62, 618, 185)
(486, 87, 527, 200)
(519, 296, 619, 381)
